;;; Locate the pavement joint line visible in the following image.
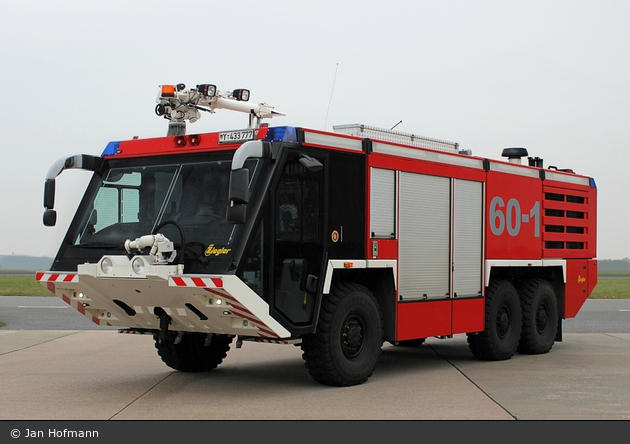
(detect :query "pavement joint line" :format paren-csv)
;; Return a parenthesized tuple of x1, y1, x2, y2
(109, 372, 176, 420)
(426, 342, 518, 420)
(0, 330, 82, 356)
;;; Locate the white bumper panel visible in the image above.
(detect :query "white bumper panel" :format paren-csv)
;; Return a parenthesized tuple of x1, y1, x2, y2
(36, 259, 291, 339)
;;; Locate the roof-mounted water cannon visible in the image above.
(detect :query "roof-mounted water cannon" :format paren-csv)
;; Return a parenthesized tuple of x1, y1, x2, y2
(155, 83, 285, 136)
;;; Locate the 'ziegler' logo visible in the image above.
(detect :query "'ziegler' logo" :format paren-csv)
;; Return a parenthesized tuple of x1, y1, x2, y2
(205, 244, 232, 257)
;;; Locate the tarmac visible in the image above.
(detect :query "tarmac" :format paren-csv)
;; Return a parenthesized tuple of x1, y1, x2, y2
(1, 329, 629, 421)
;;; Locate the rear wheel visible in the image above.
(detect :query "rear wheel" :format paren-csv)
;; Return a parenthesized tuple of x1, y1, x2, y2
(154, 332, 232, 372)
(468, 279, 522, 361)
(301, 282, 384, 386)
(518, 279, 558, 354)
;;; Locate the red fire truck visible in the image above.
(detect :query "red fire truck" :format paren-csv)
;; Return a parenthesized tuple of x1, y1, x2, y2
(37, 83, 597, 386)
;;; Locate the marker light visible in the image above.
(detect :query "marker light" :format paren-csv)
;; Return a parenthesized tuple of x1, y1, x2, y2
(233, 89, 250, 101)
(189, 135, 201, 146)
(101, 257, 113, 274)
(160, 85, 175, 98)
(174, 135, 187, 148)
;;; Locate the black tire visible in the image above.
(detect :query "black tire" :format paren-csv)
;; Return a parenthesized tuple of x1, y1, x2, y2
(467, 280, 522, 361)
(154, 332, 232, 372)
(517, 279, 558, 355)
(301, 282, 384, 386)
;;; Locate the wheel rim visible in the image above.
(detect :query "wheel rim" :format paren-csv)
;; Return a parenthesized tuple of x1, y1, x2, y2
(496, 306, 511, 339)
(536, 302, 549, 334)
(341, 314, 365, 359)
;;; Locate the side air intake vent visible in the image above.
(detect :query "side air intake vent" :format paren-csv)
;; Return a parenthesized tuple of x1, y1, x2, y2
(542, 186, 592, 257)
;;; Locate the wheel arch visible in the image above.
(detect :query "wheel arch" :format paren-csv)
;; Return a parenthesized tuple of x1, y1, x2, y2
(487, 262, 565, 315)
(487, 263, 564, 342)
(323, 261, 396, 342)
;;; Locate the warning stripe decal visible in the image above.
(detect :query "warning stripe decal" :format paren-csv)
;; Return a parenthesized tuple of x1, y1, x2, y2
(36, 272, 79, 283)
(171, 276, 223, 288)
(256, 339, 292, 345)
(36, 272, 111, 327)
(169, 276, 280, 339)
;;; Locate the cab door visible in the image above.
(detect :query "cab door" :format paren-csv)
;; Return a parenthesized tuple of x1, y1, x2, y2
(270, 151, 326, 328)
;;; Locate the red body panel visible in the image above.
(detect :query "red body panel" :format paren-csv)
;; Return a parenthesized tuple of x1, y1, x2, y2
(485, 171, 543, 260)
(396, 300, 452, 340)
(364, 152, 596, 341)
(111, 127, 269, 158)
(565, 259, 598, 318)
(452, 298, 485, 335)
(371, 239, 398, 259)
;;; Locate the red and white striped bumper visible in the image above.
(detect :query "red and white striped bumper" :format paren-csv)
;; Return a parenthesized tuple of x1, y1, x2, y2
(36, 264, 291, 339)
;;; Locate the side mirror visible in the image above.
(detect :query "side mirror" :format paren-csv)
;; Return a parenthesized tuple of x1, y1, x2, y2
(298, 154, 323, 172)
(226, 204, 246, 224)
(43, 209, 57, 227)
(226, 168, 249, 224)
(43, 179, 55, 210)
(228, 168, 249, 204)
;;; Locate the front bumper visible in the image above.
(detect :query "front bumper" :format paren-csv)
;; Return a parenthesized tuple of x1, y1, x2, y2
(36, 255, 291, 340)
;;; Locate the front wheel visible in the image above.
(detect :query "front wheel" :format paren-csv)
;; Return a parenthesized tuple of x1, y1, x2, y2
(301, 282, 384, 386)
(467, 279, 522, 361)
(154, 332, 232, 372)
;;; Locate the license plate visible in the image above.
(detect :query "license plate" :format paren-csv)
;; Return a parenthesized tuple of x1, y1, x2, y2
(218, 129, 255, 144)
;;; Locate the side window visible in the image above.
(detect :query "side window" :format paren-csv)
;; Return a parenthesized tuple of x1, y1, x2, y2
(275, 175, 320, 242)
(82, 172, 141, 238)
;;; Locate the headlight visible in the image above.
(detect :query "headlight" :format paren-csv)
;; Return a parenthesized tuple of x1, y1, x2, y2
(100, 257, 113, 274)
(131, 257, 146, 275)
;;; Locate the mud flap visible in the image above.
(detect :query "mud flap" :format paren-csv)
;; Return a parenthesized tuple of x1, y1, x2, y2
(155, 307, 172, 344)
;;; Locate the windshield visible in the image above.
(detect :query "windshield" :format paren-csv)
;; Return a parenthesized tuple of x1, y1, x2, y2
(72, 157, 260, 270)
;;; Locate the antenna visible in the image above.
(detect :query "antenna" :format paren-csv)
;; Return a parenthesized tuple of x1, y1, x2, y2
(391, 120, 403, 130)
(324, 63, 338, 131)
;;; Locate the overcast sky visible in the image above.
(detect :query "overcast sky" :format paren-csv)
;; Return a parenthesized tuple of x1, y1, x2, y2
(1, 0, 628, 260)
